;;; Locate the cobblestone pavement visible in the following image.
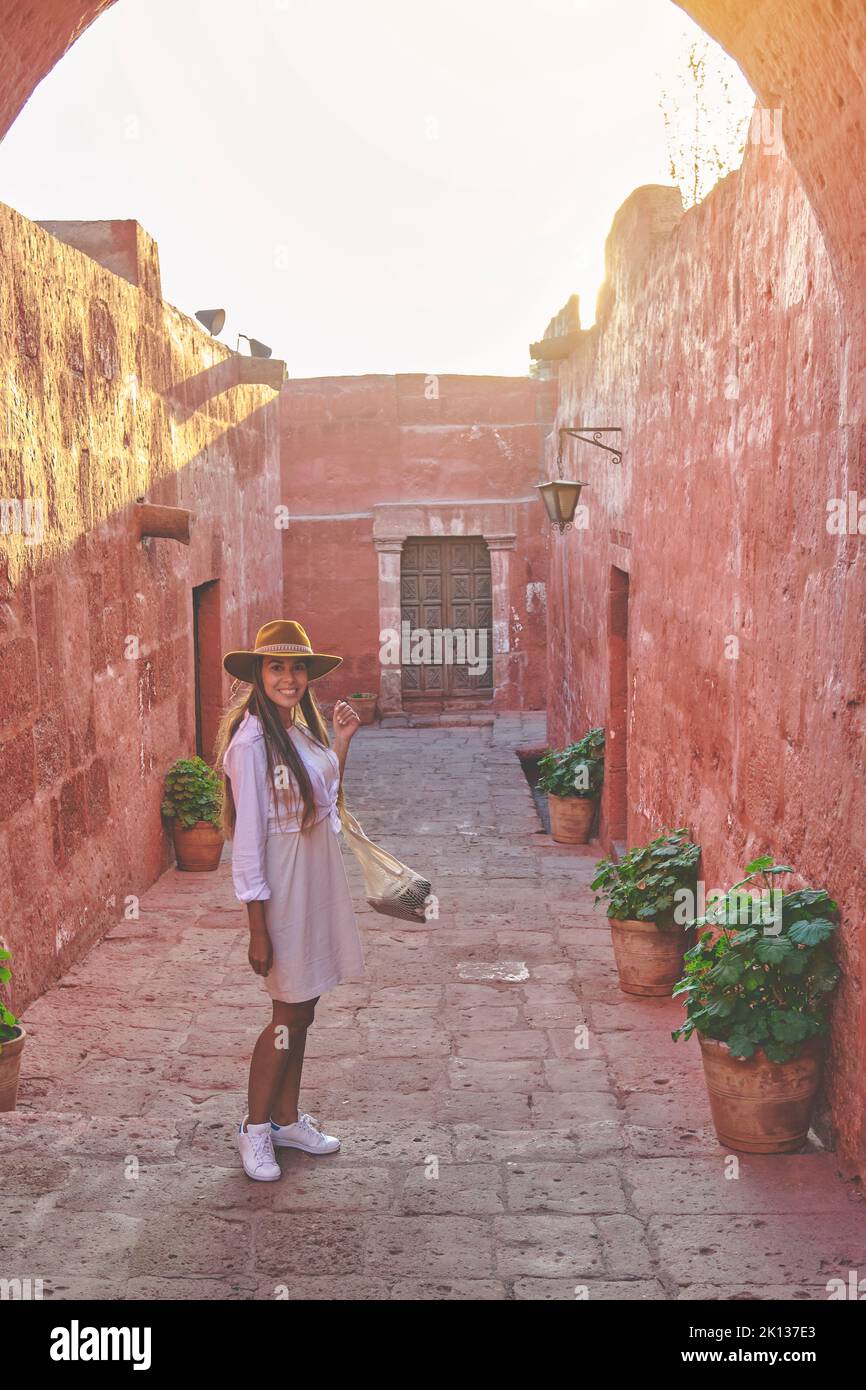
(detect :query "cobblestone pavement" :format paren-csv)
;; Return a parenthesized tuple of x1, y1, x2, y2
(3, 713, 865, 1300)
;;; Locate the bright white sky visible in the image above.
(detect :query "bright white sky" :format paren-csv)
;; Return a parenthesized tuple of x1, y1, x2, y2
(0, 0, 755, 377)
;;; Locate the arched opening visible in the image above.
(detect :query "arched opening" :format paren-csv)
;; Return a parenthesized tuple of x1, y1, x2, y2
(2, 0, 865, 1240)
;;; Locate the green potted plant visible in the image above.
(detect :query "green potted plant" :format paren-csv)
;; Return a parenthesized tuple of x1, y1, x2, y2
(161, 756, 225, 872)
(348, 691, 378, 726)
(536, 727, 604, 844)
(591, 829, 701, 994)
(671, 856, 841, 1153)
(0, 946, 26, 1112)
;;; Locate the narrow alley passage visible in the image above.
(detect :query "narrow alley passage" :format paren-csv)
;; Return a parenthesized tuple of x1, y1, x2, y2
(5, 715, 864, 1299)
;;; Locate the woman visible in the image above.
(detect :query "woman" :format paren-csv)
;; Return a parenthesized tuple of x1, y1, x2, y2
(214, 619, 364, 1181)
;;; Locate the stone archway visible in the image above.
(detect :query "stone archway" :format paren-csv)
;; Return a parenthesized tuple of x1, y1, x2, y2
(3, 0, 863, 330)
(0, 1, 117, 141)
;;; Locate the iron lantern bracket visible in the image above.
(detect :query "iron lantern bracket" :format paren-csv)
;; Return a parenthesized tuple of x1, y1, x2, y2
(559, 426, 623, 465)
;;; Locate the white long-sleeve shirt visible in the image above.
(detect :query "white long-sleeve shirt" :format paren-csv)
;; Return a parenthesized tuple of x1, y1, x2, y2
(223, 710, 342, 902)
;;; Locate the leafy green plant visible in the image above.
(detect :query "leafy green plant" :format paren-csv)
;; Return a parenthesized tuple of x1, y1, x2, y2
(591, 829, 701, 926)
(671, 856, 841, 1063)
(536, 727, 604, 799)
(161, 756, 222, 830)
(0, 947, 20, 1045)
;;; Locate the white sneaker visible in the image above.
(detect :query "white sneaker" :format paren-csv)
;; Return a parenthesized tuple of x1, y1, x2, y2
(270, 1111, 340, 1154)
(237, 1115, 282, 1180)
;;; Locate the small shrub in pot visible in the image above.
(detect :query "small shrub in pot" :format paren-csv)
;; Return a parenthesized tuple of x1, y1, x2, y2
(671, 855, 841, 1152)
(536, 727, 604, 844)
(161, 756, 225, 871)
(0, 947, 26, 1111)
(591, 829, 701, 994)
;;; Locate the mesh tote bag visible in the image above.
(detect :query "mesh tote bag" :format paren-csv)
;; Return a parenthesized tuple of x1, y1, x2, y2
(339, 805, 434, 924)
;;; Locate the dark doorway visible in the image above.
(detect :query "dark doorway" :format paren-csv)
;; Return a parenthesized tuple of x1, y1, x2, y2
(608, 567, 630, 846)
(192, 579, 221, 763)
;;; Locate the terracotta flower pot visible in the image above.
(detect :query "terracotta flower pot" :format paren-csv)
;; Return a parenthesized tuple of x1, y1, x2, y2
(349, 695, 378, 726)
(548, 793, 596, 844)
(0, 1024, 26, 1112)
(698, 1034, 825, 1153)
(172, 820, 225, 872)
(609, 916, 692, 996)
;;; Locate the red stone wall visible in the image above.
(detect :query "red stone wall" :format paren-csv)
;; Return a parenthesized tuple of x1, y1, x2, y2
(0, 205, 282, 1011)
(36, 220, 162, 295)
(543, 135, 866, 1176)
(279, 374, 557, 714)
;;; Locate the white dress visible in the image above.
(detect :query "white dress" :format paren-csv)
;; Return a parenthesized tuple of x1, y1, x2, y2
(223, 710, 365, 1003)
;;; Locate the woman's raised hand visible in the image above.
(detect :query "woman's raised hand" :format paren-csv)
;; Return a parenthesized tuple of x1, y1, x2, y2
(333, 699, 362, 743)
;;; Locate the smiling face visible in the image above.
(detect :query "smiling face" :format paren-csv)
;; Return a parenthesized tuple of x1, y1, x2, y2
(260, 655, 310, 720)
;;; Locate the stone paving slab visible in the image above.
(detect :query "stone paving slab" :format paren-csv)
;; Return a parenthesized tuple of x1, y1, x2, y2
(3, 710, 865, 1301)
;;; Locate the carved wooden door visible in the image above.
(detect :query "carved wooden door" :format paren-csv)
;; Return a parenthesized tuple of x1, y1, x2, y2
(400, 537, 493, 708)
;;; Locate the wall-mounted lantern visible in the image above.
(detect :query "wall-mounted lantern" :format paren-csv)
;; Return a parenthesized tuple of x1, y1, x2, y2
(537, 429, 587, 535)
(538, 478, 586, 534)
(537, 425, 624, 535)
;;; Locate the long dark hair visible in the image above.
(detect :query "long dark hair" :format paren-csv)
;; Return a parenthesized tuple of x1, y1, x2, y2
(213, 657, 346, 840)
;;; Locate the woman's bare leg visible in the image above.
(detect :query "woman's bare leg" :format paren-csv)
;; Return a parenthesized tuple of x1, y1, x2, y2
(246, 999, 315, 1126)
(271, 997, 319, 1126)
(270, 1029, 308, 1127)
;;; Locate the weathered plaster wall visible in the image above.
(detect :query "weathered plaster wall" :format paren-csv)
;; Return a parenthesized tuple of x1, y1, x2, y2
(544, 134, 866, 1175)
(0, 204, 282, 1010)
(278, 373, 557, 713)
